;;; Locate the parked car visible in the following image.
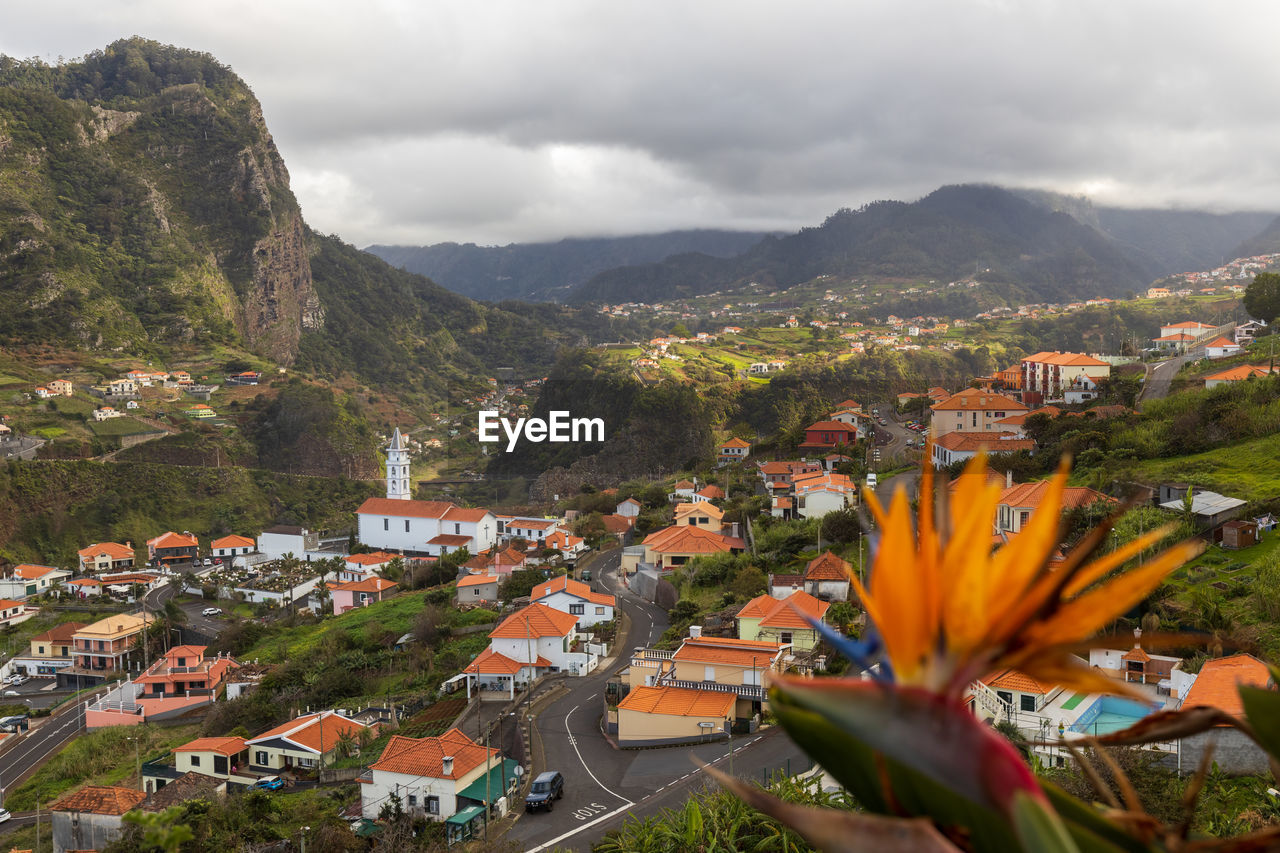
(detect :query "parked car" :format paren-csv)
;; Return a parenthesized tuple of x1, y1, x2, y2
(525, 770, 564, 812)
(866, 473, 878, 490)
(0, 808, 11, 823)
(251, 776, 284, 791)
(3, 690, 19, 697)
(202, 607, 223, 617)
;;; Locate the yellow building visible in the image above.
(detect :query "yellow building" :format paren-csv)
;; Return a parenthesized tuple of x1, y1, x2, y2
(616, 686, 735, 746)
(735, 591, 830, 652)
(66, 612, 153, 686)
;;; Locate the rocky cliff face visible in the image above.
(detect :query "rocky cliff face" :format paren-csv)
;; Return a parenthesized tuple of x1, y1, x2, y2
(0, 40, 323, 364)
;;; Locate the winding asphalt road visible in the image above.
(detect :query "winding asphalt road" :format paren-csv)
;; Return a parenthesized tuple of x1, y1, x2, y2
(502, 550, 811, 852)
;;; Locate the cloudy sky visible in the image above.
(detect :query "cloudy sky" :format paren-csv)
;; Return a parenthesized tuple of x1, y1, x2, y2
(3, 2, 1278, 247)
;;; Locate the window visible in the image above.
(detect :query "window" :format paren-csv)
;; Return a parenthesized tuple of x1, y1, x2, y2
(996, 690, 1013, 705)
(408, 794, 417, 807)
(595, 606, 605, 615)
(780, 632, 793, 645)
(704, 665, 716, 682)
(255, 750, 269, 765)
(383, 519, 389, 531)
(455, 523, 461, 535)
(405, 520, 410, 533)
(427, 796, 440, 814)
(37, 645, 44, 655)
(1020, 694, 1036, 712)
(569, 603, 585, 615)
(190, 755, 201, 767)
(1018, 511, 1030, 528)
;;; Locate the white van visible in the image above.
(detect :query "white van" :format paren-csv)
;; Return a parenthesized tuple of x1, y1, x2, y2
(865, 473, 878, 490)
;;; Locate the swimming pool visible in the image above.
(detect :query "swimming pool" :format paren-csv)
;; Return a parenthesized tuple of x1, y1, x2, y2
(1069, 696, 1160, 736)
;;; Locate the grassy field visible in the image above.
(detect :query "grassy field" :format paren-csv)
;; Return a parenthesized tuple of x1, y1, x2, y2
(1117, 433, 1280, 502)
(89, 416, 161, 437)
(241, 589, 497, 664)
(5, 722, 202, 811)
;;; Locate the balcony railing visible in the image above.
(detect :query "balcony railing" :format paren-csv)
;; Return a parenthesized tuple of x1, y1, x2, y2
(655, 676, 765, 701)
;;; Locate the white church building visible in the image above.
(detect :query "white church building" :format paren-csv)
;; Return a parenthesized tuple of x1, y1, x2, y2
(356, 429, 498, 557)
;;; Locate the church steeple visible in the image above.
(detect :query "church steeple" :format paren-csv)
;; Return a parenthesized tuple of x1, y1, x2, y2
(386, 427, 411, 500)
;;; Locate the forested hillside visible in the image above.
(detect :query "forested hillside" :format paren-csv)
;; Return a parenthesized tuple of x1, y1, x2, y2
(366, 229, 771, 302)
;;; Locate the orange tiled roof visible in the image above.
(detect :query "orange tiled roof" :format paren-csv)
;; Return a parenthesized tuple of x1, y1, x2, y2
(1204, 365, 1273, 382)
(805, 551, 851, 582)
(1203, 336, 1238, 348)
(531, 574, 615, 607)
(345, 551, 397, 566)
(465, 648, 552, 675)
(371, 728, 497, 779)
(602, 514, 634, 534)
(672, 636, 783, 667)
(1020, 351, 1109, 367)
(981, 669, 1056, 695)
(804, 420, 858, 432)
(77, 542, 134, 560)
(617, 685, 736, 718)
(642, 525, 739, 555)
(247, 711, 369, 754)
(13, 564, 61, 579)
(48, 785, 146, 815)
(147, 531, 198, 549)
(211, 535, 255, 550)
(695, 485, 725, 499)
(999, 481, 1116, 511)
(675, 501, 724, 521)
(1182, 654, 1273, 717)
(32, 622, 87, 643)
(721, 437, 751, 449)
(175, 736, 247, 756)
(444, 506, 492, 523)
(931, 389, 1027, 413)
(935, 432, 1035, 453)
(673, 479, 696, 490)
(357, 497, 457, 519)
(428, 534, 473, 547)
(331, 577, 398, 594)
(489, 603, 579, 639)
(457, 573, 498, 588)
(736, 591, 830, 630)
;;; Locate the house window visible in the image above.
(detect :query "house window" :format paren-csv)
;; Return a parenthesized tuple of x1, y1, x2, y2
(384, 519, 389, 531)
(780, 632, 793, 645)
(190, 755, 201, 766)
(1020, 694, 1036, 712)
(569, 603, 585, 615)
(405, 520, 410, 533)
(704, 665, 716, 682)
(427, 796, 440, 814)
(38, 646, 45, 655)
(255, 750, 269, 765)
(595, 607, 605, 615)
(996, 690, 1013, 705)
(408, 794, 417, 807)
(455, 523, 461, 535)
(1018, 511, 1030, 528)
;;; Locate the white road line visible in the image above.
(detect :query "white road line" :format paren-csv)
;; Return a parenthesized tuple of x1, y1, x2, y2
(564, 704, 631, 805)
(525, 803, 636, 853)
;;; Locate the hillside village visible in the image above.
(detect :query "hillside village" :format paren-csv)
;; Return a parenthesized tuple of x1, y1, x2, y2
(4, 269, 1280, 851)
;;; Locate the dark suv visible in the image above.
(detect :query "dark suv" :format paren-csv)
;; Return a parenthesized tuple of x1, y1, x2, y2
(525, 770, 564, 812)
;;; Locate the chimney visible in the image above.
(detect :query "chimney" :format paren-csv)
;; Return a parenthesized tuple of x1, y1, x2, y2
(442, 756, 454, 775)
(1006, 470, 1012, 489)
(689, 626, 702, 639)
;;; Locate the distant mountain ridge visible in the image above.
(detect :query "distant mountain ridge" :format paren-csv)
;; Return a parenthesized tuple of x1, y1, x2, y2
(557, 185, 1276, 305)
(365, 229, 773, 302)
(0, 38, 632, 400)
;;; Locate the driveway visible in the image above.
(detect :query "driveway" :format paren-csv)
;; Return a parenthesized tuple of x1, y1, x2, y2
(1138, 355, 1186, 408)
(502, 551, 812, 852)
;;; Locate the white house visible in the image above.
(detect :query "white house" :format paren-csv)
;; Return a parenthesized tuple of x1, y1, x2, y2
(1062, 374, 1100, 405)
(245, 711, 373, 774)
(531, 575, 616, 628)
(791, 472, 857, 520)
(456, 573, 500, 605)
(615, 498, 642, 518)
(210, 535, 256, 561)
(256, 526, 319, 561)
(463, 604, 585, 699)
(496, 516, 561, 546)
(357, 429, 498, 557)
(0, 564, 72, 600)
(361, 728, 518, 828)
(1203, 336, 1242, 359)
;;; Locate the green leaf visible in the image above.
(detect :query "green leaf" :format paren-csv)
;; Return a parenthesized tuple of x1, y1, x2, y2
(1040, 780, 1151, 853)
(1009, 790, 1081, 853)
(1239, 666, 1280, 762)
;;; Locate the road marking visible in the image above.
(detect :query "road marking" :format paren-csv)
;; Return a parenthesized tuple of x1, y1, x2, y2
(525, 803, 636, 853)
(563, 704, 631, 805)
(571, 802, 609, 821)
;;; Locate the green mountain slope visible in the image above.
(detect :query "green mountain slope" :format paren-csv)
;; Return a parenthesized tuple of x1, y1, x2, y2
(0, 38, 635, 399)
